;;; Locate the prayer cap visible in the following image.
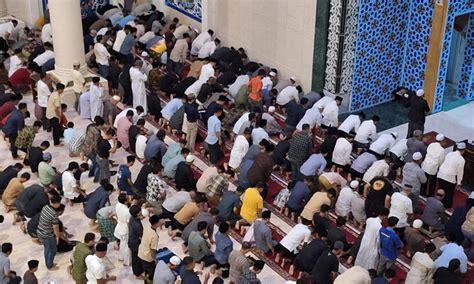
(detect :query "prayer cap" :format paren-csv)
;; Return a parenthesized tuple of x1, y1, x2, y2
(170, 256, 181, 265)
(412, 152, 423, 161)
(413, 219, 423, 229)
(436, 134, 444, 141)
(268, 106, 276, 113)
(457, 142, 466, 150)
(350, 180, 359, 189)
(186, 155, 195, 163)
(416, 89, 424, 97)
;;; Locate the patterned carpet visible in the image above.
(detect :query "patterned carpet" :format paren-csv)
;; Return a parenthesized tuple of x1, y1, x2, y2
(151, 88, 472, 283)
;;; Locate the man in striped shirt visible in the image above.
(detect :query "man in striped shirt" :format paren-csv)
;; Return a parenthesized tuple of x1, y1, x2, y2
(36, 194, 62, 270)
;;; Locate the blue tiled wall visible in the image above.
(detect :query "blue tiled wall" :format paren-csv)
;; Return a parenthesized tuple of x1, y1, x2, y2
(350, 0, 474, 112)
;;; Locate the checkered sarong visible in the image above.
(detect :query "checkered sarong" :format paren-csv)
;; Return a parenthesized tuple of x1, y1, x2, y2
(96, 212, 117, 242)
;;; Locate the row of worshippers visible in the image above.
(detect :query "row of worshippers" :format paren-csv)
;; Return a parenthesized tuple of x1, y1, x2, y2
(0, 152, 270, 284)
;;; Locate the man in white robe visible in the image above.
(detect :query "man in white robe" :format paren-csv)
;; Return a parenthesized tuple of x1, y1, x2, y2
(114, 196, 131, 266)
(80, 91, 92, 119)
(354, 208, 389, 269)
(228, 129, 251, 169)
(90, 77, 104, 119)
(405, 242, 437, 283)
(130, 59, 148, 115)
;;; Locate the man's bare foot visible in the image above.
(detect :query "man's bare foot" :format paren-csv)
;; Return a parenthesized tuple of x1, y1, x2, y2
(48, 265, 60, 271)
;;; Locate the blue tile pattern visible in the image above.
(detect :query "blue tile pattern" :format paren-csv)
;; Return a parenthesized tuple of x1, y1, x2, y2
(350, 0, 474, 112)
(166, 0, 202, 22)
(400, 1, 435, 92)
(433, 0, 474, 112)
(458, 13, 474, 100)
(351, 0, 410, 111)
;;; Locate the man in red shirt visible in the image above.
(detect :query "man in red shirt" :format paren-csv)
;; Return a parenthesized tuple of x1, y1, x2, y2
(247, 69, 265, 111)
(8, 62, 32, 94)
(0, 94, 21, 128)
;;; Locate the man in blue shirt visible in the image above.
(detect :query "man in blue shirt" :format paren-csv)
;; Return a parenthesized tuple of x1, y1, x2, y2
(3, 102, 27, 159)
(299, 152, 328, 178)
(377, 216, 402, 276)
(214, 222, 233, 271)
(84, 182, 114, 225)
(217, 187, 244, 223)
(434, 237, 469, 274)
(205, 108, 223, 164)
(117, 155, 135, 195)
(286, 178, 312, 214)
(238, 160, 253, 189)
(144, 129, 167, 163)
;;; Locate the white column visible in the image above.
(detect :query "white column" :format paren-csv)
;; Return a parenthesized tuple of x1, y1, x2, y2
(0, 0, 7, 17)
(201, 0, 209, 32)
(49, 0, 86, 83)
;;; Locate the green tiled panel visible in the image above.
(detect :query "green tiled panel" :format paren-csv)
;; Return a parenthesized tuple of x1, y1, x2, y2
(312, 0, 330, 92)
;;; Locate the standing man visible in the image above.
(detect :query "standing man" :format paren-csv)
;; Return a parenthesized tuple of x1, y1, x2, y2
(85, 243, 116, 283)
(90, 77, 104, 120)
(287, 124, 313, 182)
(45, 83, 65, 146)
(377, 216, 403, 276)
(421, 134, 445, 197)
(94, 35, 110, 79)
(72, 61, 85, 113)
(247, 69, 264, 110)
(71, 232, 96, 284)
(3, 102, 27, 159)
(407, 89, 430, 138)
(130, 59, 148, 114)
(402, 152, 427, 209)
(184, 95, 200, 152)
(205, 108, 223, 164)
(36, 195, 62, 270)
(138, 215, 160, 282)
(437, 142, 466, 208)
(128, 205, 144, 279)
(37, 72, 51, 130)
(168, 33, 191, 76)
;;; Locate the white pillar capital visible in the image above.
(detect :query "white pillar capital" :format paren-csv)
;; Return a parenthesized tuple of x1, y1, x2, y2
(49, 0, 86, 83)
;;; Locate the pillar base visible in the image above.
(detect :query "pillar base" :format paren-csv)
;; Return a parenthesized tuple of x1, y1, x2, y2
(47, 69, 108, 111)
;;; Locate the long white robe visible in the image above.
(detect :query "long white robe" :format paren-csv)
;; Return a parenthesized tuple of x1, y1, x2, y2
(229, 135, 250, 169)
(90, 84, 104, 119)
(79, 91, 91, 119)
(354, 217, 382, 269)
(113, 202, 131, 266)
(130, 67, 148, 114)
(405, 252, 435, 284)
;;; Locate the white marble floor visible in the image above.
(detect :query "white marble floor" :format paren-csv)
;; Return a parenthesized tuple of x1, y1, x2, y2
(0, 93, 288, 284)
(380, 101, 474, 143)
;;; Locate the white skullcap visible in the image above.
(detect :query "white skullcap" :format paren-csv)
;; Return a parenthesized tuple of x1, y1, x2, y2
(268, 106, 276, 113)
(457, 142, 466, 150)
(186, 155, 195, 163)
(416, 89, 424, 97)
(412, 152, 423, 161)
(112, 95, 121, 102)
(435, 133, 445, 141)
(269, 71, 276, 77)
(169, 256, 181, 265)
(413, 219, 423, 229)
(141, 51, 149, 57)
(469, 191, 474, 199)
(350, 180, 359, 189)
(391, 132, 398, 139)
(290, 77, 296, 82)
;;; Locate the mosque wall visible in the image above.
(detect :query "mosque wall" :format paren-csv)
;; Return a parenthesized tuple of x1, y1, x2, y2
(349, 0, 474, 112)
(350, 0, 411, 111)
(209, 0, 317, 93)
(6, 0, 42, 26)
